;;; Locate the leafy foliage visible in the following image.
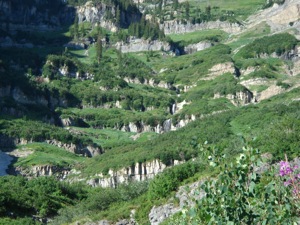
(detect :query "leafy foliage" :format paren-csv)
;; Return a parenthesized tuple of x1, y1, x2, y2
(0, 176, 86, 218)
(148, 162, 203, 200)
(0, 118, 96, 147)
(236, 33, 298, 59)
(177, 146, 299, 224)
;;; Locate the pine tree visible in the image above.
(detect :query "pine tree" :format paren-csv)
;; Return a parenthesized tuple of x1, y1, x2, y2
(173, 0, 178, 10)
(74, 15, 79, 40)
(185, 1, 190, 20)
(116, 6, 121, 28)
(96, 36, 103, 64)
(80, 23, 86, 37)
(206, 5, 211, 20)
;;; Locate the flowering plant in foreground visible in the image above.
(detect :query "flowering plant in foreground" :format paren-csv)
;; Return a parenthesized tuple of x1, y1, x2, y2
(279, 155, 300, 201)
(173, 145, 300, 224)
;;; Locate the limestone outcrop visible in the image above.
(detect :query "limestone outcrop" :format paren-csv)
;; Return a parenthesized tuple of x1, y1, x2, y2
(46, 140, 102, 157)
(77, 1, 118, 32)
(254, 84, 285, 102)
(206, 62, 236, 80)
(14, 165, 71, 179)
(116, 38, 171, 53)
(118, 115, 196, 134)
(160, 20, 243, 35)
(123, 77, 173, 90)
(247, 0, 300, 32)
(184, 41, 212, 54)
(214, 89, 254, 106)
(87, 159, 182, 188)
(0, 86, 68, 110)
(77, 1, 141, 30)
(0, 134, 101, 157)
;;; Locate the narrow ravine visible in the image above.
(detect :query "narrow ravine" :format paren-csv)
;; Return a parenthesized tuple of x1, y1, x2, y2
(0, 150, 13, 176)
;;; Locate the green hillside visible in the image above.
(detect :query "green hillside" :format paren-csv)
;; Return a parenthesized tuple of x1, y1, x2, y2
(0, 0, 299, 224)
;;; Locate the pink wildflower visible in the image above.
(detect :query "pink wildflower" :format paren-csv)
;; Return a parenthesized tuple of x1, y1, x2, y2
(279, 161, 293, 176)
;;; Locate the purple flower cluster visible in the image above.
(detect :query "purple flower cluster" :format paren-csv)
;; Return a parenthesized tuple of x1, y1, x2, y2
(279, 159, 300, 199)
(279, 161, 294, 177)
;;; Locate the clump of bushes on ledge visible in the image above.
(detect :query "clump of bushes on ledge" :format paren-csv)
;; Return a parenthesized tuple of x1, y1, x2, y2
(236, 33, 298, 59)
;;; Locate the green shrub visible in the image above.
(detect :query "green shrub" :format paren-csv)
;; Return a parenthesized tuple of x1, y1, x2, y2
(148, 162, 201, 200)
(178, 146, 299, 224)
(236, 33, 298, 59)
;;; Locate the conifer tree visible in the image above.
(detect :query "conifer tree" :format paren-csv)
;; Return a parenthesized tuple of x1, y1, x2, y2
(116, 6, 121, 28)
(80, 23, 86, 37)
(173, 0, 178, 10)
(185, 1, 190, 20)
(96, 36, 103, 64)
(74, 15, 79, 40)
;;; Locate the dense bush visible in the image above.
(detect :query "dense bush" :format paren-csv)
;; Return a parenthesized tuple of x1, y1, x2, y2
(236, 33, 298, 59)
(173, 146, 299, 224)
(0, 118, 96, 147)
(0, 176, 86, 218)
(51, 181, 148, 224)
(43, 55, 87, 80)
(148, 162, 202, 200)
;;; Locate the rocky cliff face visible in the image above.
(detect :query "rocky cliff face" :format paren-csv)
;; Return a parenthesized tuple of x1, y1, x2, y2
(0, 85, 69, 112)
(160, 20, 243, 35)
(214, 89, 254, 105)
(184, 41, 212, 54)
(115, 38, 171, 53)
(149, 179, 206, 225)
(14, 164, 71, 179)
(77, 1, 117, 31)
(77, 1, 141, 31)
(123, 77, 173, 90)
(46, 140, 102, 157)
(206, 62, 236, 80)
(118, 115, 196, 134)
(0, 134, 32, 150)
(87, 159, 182, 188)
(0, 134, 101, 157)
(1, 85, 45, 105)
(0, 0, 141, 32)
(247, 0, 300, 33)
(253, 84, 285, 102)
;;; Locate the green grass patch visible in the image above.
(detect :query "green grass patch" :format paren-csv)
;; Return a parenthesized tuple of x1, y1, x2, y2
(168, 29, 228, 46)
(13, 143, 85, 167)
(247, 85, 269, 92)
(71, 127, 159, 149)
(154, 44, 232, 85)
(239, 22, 271, 39)
(189, 0, 266, 20)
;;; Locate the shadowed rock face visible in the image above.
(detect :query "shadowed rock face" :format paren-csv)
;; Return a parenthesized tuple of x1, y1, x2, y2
(0, 0, 142, 33)
(0, 0, 75, 31)
(0, 151, 13, 176)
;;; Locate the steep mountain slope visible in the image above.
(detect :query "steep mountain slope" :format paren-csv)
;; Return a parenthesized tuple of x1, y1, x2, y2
(0, 0, 299, 224)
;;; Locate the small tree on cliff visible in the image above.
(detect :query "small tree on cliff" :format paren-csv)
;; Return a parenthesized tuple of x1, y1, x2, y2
(96, 36, 103, 64)
(73, 15, 79, 40)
